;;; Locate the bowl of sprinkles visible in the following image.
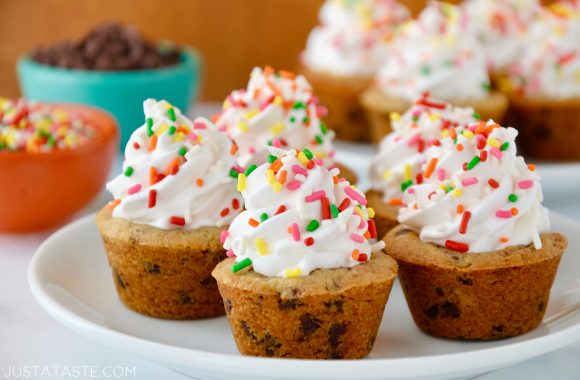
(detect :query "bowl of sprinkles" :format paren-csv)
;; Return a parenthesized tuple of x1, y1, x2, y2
(0, 97, 118, 232)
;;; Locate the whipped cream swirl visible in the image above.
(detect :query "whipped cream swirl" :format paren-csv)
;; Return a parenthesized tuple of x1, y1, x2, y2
(376, 2, 491, 102)
(107, 99, 243, 230)
(223, 148, 383, 277)
(215, 67, 336, 169)
(302, 0, 410, 76)
(398, 121, 549, 253)
(370, 96, 479, 203)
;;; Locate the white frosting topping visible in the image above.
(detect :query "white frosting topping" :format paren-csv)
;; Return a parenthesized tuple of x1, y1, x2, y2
(504, 1, 580, 98)
(370, 96, 479, 203)
(398, 121, 550, 253)
(302, 0, 409, 76)
(107, 99, 243, 230)
(215, 67, 336, 169)
(224, 148, 382, 277)
(375, 2, 491, 102)
(463, 0, 541, 72)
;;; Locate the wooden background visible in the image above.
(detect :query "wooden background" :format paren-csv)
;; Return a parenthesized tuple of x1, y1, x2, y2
(0, 0, 452, 101)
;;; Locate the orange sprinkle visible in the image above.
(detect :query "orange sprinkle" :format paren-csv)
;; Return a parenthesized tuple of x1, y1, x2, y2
(210, 114, 219, 123)
(456, 204, 464, 214)
(177, 126, 190, 134)
(107, 199, 121, 209)
(278, 170, 287, 184)
(500, 237, 509, 243)
(166, 157, 181, 175)
(424, 158, 438, 178)
(528, 163, 536, 171)
(196, 178, 204, 187)
(269, 159, 283, 173)
(351, 249, 360, 260)
(449, 128, 457, 140)
(389, 198, 403, 206)
(413, 203, 419, 210)
(333, 176, 339, 184)
(149, 167, 158, 185)
(252, 88, 261, 100)
(230, 142, 238, 155)
(485, 123, 499, 135)
(456, 143, 464, 151)
(149, 135, 158, 151)
(264, 73, 283, 98)
(263, 66, 274, 75)
(364, 231, 371, 239)
(279, 70, 296, 80)
(248, 218, 260, 227)
(511, 207, 519, 216)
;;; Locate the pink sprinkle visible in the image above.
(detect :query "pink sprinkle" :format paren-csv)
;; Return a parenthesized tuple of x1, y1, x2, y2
(461, 177, 479, 186)
(259, 95, 275, 110)
(408, 187, 415, 194)
(357, 216, 367, 229)
(496, 210, 512, 218)
(193, 121, 206, 129)
(518, 180, 534, 189)
(272, 138, 281, 148)
(226, 250, 235, 257)
(344, 187, 367, 206)
(287, 180, 302, 190)
(316, 105, 328, 118)
(437, 168, 446, 181)
(188, 133, 198, 142)
(350, 233, 364, 243)
(220, 230, 229, 244)
(407, 133, 420, 147)
(305, 190, 326, 202)
(127, 184, 142, 195)
(314, 158, 324, 166)
(292, 164, 308, 176)
(248, 146, 255, 154)
(490, 147, 502, 160)
(291, 223, 300, 241)
(233, 165, 244, 173)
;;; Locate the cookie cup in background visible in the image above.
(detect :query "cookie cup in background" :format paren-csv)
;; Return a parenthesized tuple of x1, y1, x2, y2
(384, 226, 567, 340)
(360, 88, 508, 144)
(365, 189, 400, 239)
(97, 207, 226, 319)
(212, 252, 397, 359)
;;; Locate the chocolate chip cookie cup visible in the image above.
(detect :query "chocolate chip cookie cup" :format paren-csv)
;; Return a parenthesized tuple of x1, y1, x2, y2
(213, 252, 397, 358)
(385, 226, 566, 340)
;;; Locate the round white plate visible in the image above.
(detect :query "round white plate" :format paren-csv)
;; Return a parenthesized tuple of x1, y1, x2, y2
(29, 213, 580, 380)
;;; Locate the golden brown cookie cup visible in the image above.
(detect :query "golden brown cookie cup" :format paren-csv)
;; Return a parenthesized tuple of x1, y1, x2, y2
(503, 93, 580, 160)
(384, 226, 567, 340)
(212, 252, 398, 359)
(96, 207, 227, 319)
(299, 64, 372, 142)
(360, 87, 509, 144)
(365, 189, 400, 239)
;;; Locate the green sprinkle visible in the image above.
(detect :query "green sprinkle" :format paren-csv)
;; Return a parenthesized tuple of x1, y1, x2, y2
(303, 149, 313, 160)
(421, 65, 431, 75)
(411, 116, 419, 122)
(167, 108, 176, 122)
(508, 194, 518, 202)
(146, 117, 154, 136)
(445, 185, 454, 193)
(500, 142, 510, 151)
(444, 59, 454, 67)
(260, 213, 269, 222)
(289, 116, 296, 123)
(229, 169, 240, 178)
(330, 204, 339, 218)
(293, 101, 306, 109)
(453, 138, 458, 145)
(320, 122, 328, 135)
(245, 164, 257, 176)
(268, 154, 278, 164)
(232, 258, 252, 273)
(401, 179, 413, 192)
(168, 126, 177, 135)
(467, 156, 481, 170)
(46, 135, 56, 148)
(179, 147, 187, 156)
(306, 220, 320, 232)
(482, 82, 491, 92)
(0, 143, 5, 150)
(473, 112, 481, 120)
(303, 117, 309, 124)
(315, 135, 323, 144)
(124, 166, 134, 177)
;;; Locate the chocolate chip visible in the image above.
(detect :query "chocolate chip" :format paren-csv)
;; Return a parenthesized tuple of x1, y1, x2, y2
(224, 299, 232, 313)
(538, 302, 545, 312)
(300, 314, 321, 336)
(457, 276, 473, 285)
(441, 302, 460, 318)
(144, 262, 161, 274)
(291, 288, 301, 297)
(200, 277, 215, 286)
(395, 228, 412, 237)
(116, 273, 126, 289)
(328, 323, 346, 347)
(179, 291, 192, 305)
(435, 287, 444, 296)
(492, 324, 504, 333)
(262, 334, 281, 356)
(278, 298, 303, 310)
(240, 320, 256, 340)
(426, 304, 439, 319)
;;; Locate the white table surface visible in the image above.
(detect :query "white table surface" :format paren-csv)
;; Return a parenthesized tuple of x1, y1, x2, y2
(2, 103, 580, 380)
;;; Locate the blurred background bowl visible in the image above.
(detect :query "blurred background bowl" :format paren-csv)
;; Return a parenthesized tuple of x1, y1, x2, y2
(17, 47, 201, 150)
(0, 104, 118, 233)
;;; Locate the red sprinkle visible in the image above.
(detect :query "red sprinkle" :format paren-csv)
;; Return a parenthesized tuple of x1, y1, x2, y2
(445, 240, 469, 253)
(170, 216, 186, 226)
(321, 197, 331, 220)
(488, 178, 500, 189)
(357, 253, 368, 262)
(479, 150, 488, 162)
(459, 211, 471, 234)
(133, 142, 140, 150)
(462, 162, 468, 171)
(232, 198, 240, 210)
(148, 189, 157, 208)
(368, 219, 377, 239)
(220, 208, 230, 217)
(338, 198, 351, 212)
(304, 237, 314, 246)
(275, 204, 287, 215)
(416, 173, 424, 185)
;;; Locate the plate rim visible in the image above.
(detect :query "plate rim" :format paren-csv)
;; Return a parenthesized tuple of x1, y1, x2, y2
(28, 212, 580, 379)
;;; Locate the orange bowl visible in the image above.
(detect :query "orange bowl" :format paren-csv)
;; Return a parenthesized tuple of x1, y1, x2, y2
(0, 104, 118, 232)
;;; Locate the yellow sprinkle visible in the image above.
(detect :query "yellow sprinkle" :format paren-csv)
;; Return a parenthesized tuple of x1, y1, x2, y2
(255, 238, 268, 256)
(244, 108, 260, 119)
(236, 121, 249, 132)
(441, 129, 450, 138)
(64, 134, 77, 147)
(270, 122, 285, 135)
(452, 189, 463, 198)
(354, 207, 365, 220)
(164, 102, 174, 109)
(53, 110, 68, 122)
(237, 173, 247, 192)
(462, 130, 474, 139)
(404, 164, 412, 181)
(157, 124, 168, 136)
(179, 125, 190, 134)
(197, 135, 203, 143)
(314, 151, 327, 158)
(382, 170, 392, 180)
(223, 99, 231, 109)
(273, 96, 283, 106)
(267, 169, 275, 184)
(390, 112, 401, 121)
(297, 152, 309, 164)
(284, 268, 302, 278)
(367, 207, 375, 218)
(173, 132, 185, 142)
(487, 137, 500, 148)
(429, 113, 441, 121)
(273, 182, 282, 192)
(497, 77, 513, 92)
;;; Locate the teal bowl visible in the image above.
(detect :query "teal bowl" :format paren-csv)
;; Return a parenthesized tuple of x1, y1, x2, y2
(17, 48, 201, 149)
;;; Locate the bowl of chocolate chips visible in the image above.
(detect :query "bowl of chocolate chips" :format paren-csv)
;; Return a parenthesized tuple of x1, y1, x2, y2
(17, 22, 201, 148)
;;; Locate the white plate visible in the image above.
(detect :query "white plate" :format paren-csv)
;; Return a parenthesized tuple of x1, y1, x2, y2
(29, 213, 580, 380)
